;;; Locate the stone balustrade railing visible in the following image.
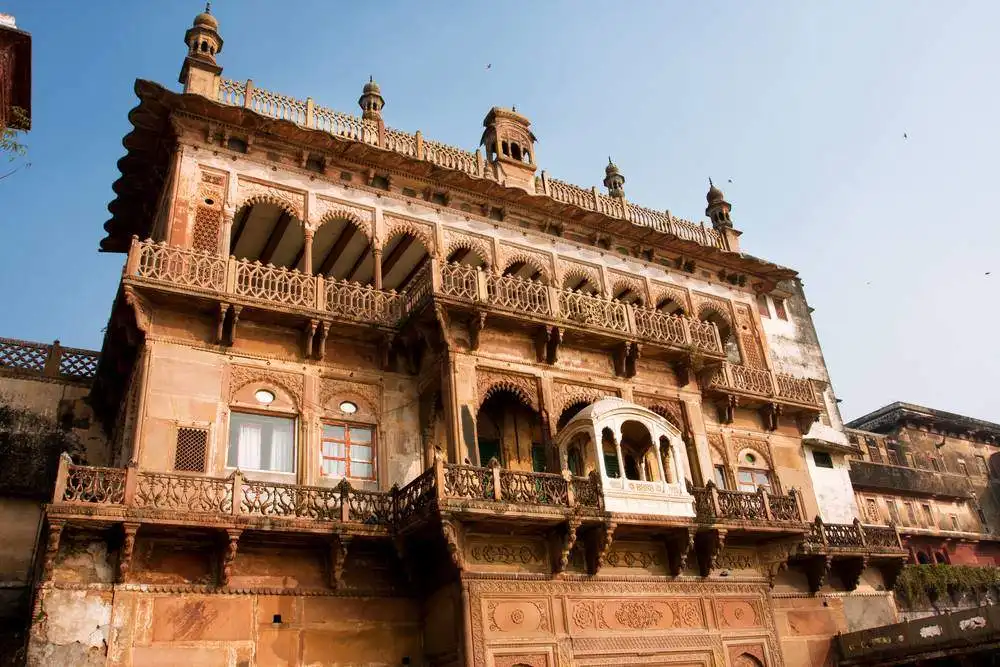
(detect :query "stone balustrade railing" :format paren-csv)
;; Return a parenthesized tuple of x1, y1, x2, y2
(708, 361, 819, 406)
(437, 261, 725, 355)
(0, 337, 99, 382)
(215, 79, 726, 250)
(51, 458, 603, 528)
(691, 482, 804, 524)
(803, 517, 905, 553)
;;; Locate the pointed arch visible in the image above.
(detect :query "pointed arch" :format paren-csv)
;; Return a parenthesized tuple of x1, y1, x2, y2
(315, 206, 373, 241)
(500, 250, 551, 284)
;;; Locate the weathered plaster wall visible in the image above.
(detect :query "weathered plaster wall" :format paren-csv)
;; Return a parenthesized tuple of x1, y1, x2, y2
(804, 447, 857, 524)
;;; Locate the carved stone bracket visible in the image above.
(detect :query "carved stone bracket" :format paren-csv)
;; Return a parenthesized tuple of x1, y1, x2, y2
(534, 326, 563, 364)
(329, 535, 352, 590)
(316, 322, 330, 361)
(469, 310, 487, 351)
(552, 517, 582, 577)
(761, 402, 782, 432)
(665, 527, 697, 577)
(696, 528, 727, 577)
(117, 522, 140, 584)
(612, 342, 641, 379)
(758, 538, 801, 588)
(215, 303, 230, 345)
(795, 410, 820, 435)
(717, 396, 738, 424)
(585, 521, 617, 575)
(227, 305, 243, 347)
(440, 514, 464, 571)
(219, 528, 242, 587)
(876, 558, 906, 590)
(303, 319, 319, 359)
(433, 304, 453, 351)
(803, 554, 832, 594)
(41, 520, 66, 581)
(835, 555, 868, 592)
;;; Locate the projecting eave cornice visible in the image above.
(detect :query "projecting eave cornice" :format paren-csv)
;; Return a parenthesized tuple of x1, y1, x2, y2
(101, 79, 797, 287)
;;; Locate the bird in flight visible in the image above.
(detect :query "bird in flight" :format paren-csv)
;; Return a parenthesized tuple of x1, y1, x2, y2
(486, 63, 492, 70)
(903, 132, 908, 139)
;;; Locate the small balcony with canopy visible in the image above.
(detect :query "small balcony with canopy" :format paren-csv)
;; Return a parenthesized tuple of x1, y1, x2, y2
(555, 398, 695, 518)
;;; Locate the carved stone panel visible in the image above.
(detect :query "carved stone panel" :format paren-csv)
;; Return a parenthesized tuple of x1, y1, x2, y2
(492, 652, 550, 667)
(466, 536, 548, 574)
(228, 365, 304, 409)
(602, 540, 668, 576)
(551, 381, 618, 419)
(728, 643, 767, 667)
(320, 376, 381, 421)
(715, 548, 758, 573)
(570, 598, 706, 632)
(713, 598, 764, 630)
(484, 598, 553, 637)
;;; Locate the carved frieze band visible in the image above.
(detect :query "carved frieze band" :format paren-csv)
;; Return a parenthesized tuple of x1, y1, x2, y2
(477, 368, 540, 411)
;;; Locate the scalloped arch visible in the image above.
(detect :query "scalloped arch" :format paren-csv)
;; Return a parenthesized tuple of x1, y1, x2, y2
(501, 251, 550, 284)
(316, 207, 373, 241)
(383, 218, 436, 255)
(480, 381, 538, 412)
(559, 264, 602, 292)
(697, 302, 733, 331)
(445, 238, 493, 268)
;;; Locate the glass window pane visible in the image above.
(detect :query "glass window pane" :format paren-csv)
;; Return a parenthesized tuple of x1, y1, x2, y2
(229, 412, 295, 472)
(322, 459, 346, 477)
(754, 471, 770, 486)
(323, 424, 346, 440)
(351, 444, 373, 463)
(350, 428, 372, 443)
(352, 462, 373, 479)
(737, 471, 753, 484)
(714, 466, 727, 489)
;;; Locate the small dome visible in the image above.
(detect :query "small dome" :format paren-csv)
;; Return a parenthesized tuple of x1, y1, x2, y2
(605, 157, 620, 175)
(363, 77, 381, 95)
(193, 10, 218, 30)
(707, 179, 725, 204)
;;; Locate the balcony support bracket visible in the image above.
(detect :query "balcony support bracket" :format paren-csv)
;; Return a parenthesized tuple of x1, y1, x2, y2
(761, 402, 782, 432)
(215, 303, 231, 345)
(803, 554, 832, 594)
(666, 527, 697, 576)
(551, 516, 582, 577)
(329, 534, 352, 590)
(717, 397, 738, 425)
(41, 519, 66, 581)
(469, 310, 487, 351)
(440, 513, 465, 571)
(613, 342, 640, 378)
(585, 520, 617, 575)
(875, 558, 905, 590)
(303, 319, 318, 359)
(834, 555, 868, 592)
(117, 522, 141, 584)
(696, 528, 727, 577)
(758, 538, 800, 588)
(219, 528, 242, 587)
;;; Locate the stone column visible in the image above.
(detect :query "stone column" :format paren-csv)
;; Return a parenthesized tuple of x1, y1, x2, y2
(654, 441, 667, 484)
(220, 208, 235, 256)
(593, 424, 608, 479)
(303, 229, 314, 274)
(373, 247, 383, 290)
(615, 430, 626, 481)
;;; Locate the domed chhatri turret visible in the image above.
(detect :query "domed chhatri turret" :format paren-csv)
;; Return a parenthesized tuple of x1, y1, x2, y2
(358, 76, 385, 121)
(179, 3, 224, 95)
(603, 157, 626, 199)
(705, 178, 733, 229)
(480, 106, 537, 192)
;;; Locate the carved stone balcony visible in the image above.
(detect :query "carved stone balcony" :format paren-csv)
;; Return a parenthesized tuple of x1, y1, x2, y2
(848, 459, 974, 499)
(705, 361, 820, 415)
(691, 482, 805, 528)
(791, 517, 907, 593)
(836, 604, 1000, 666)
(435, 261, 726, 361)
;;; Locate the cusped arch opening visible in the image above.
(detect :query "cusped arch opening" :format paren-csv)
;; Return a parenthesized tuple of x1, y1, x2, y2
(230, 200, 306, 270)
(312, 216, 374, 282)
(382, 231, 431, 291)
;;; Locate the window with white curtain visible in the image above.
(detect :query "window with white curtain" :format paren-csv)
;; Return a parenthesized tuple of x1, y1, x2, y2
(227, 411, 295, 473)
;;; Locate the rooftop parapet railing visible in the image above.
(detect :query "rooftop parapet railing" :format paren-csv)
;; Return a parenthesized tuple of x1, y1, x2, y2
(0, 337, 99, 382)
(215, 79, 726, 250)
(708, 361, 819, 407)
(692, 482, 804, 524)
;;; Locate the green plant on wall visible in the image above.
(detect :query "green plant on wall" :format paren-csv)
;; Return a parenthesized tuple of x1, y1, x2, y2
(895, 564, 1000, 606)
(1, 106, 30, 181)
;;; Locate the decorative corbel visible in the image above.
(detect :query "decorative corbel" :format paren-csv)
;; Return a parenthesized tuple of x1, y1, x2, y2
(625, 342, 641, 378)
(219, 528, 242, 586)
(329, 535, 352, 590)
(433, 304, 453, 351)
(440, 514, 464, 571)
(546, 326, 563, 364)
(718, 396, 738, 424)
(761, 402, 782, 431)
(795, 411, 819, 435)
(585, 521, 617, 575)
(379, 332, 397, 371)
(552, 517, 582, 577)
(758, 539, 800, 588)
(41, 520, 66, 581)
(612, 342, 633, 378)
(835, 555, 868, 592)
(696, 528, 727, 577)
(469, 310, 487, 351)
(215, 303, 230, 345)
(534, 326, 551, 363)
(314, 321, 330, 361)
(117, 522, 140, 584)
(666, 527, 697, 577)
(122, 285, 151, 335)
(877, 558, 906, 590)
(303, 319, 319, 359)
(804, 554, 832, 593)
(224, 305, 243, 347)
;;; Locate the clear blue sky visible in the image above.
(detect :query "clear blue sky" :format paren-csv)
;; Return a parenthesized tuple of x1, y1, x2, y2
(3, 1, 998, 423)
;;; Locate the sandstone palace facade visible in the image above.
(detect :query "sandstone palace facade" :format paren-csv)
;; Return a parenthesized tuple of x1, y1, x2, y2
(18, 8, 987, 667)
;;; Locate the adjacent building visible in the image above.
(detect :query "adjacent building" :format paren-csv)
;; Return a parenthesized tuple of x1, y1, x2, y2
(11, 7, 997, 667)
(0, 12, 31, 130)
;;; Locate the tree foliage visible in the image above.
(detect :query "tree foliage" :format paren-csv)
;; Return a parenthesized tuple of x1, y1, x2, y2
(895, 564, 1000, 607)
(0, 106, 29, 180)
(0, 398, 82, 499)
